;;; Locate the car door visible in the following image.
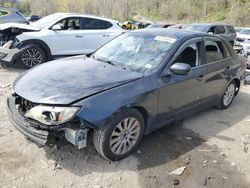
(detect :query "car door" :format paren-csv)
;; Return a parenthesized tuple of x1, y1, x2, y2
(81, 17, 122, 54)
(48, 17, 85, 55)
(156, 38, 206, 125)
(201, 37, 233, 102)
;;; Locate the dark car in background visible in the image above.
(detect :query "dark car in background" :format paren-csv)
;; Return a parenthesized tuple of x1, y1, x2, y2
(29, 15, 41, 22)
(7, 29, 245, 161)
(0, 7, 28, 24)
(146, 22, 173, 29)
(185, 23, 237, 46)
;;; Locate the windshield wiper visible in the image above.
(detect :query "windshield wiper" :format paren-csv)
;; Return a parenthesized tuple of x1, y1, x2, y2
(92, 55, 116, 66)
(92, 55, 128, 70)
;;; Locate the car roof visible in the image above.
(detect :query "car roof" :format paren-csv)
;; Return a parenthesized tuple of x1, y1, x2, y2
(188, 23, 233, 27)
(131, 28, 208, 39)
(49, 13, 119, 23)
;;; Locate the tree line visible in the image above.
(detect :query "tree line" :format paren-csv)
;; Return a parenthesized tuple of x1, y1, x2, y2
(1, 0, 250, 26)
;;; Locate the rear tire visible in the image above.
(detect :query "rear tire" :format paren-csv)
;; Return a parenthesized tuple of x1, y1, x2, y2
(93, 109, 144, 161)
(21, 44, 46, 68)
(219, 80, 236, 109)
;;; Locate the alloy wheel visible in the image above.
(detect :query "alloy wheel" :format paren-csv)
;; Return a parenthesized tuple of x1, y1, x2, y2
(223, 83, 235, 106)
(109, 117, 141, 155)
(22, 47, 43, 68)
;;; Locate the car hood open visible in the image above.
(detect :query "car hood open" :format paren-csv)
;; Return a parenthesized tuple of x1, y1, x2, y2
(13, 55, 143, 105)
(0, 22, 40, 32)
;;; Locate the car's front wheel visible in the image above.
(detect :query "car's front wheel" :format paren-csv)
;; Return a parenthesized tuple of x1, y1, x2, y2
(93, 109, 144, 161)
(21, 45, 46, 68)
(220, 80, 236, 109)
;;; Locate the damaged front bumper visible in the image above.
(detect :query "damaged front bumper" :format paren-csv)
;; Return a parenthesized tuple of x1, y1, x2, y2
(0, 43, 21, 64)
(7, 95, 88, 148)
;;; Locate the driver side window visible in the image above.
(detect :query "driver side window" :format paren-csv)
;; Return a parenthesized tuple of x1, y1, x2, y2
(55, 17, 81, 30)
(174, 43, 198, 68)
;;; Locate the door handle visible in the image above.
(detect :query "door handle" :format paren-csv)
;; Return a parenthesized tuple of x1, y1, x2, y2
(102, 34, 110, 37)
(75, 35, 83, 38)
(196, 75, 204, 81)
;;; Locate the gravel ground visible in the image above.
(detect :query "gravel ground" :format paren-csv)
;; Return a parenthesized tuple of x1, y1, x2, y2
(0, 63, 250, 188)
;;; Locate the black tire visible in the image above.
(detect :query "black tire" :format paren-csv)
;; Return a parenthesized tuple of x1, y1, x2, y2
(21, 44, 46, 69)
(93, 109, 144, 161)
(219, 80, 236, 109)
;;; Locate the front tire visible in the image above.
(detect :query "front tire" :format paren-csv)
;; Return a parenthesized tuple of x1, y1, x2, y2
(93, 109, 144, 161)
(219, 81, 236, 109)
(21, 45, 46, 68)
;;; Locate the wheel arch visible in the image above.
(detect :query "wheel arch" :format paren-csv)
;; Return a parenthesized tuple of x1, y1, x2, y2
(20, 39, 52, 61)
(232, 78, 240, 96)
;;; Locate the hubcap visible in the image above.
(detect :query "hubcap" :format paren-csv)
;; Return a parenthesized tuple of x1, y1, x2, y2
(223, 83, 235, 106)
(110, 117, 140, 155)
(22, 48, 43, 68)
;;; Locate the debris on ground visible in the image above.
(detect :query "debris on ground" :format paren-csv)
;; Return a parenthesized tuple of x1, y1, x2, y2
(47, 159, 58, 170)
(231, 162, 236, 166)
(221, 152, 226, 157)
(222, 176, 229, 180)
(202, 159, 208, 167)
(240, 142, 249, 153)
(0, 83, 11, 88)
(213, 160, 218, 163)
(183, 157, 191, 164)
(169, 166, 186, 176)
(198, 149, 214, 152)
(202, 164, 208, 167)
(185, 137, 192, 140)
(204, 176, 211, 186)
(173, 178, 180, 185)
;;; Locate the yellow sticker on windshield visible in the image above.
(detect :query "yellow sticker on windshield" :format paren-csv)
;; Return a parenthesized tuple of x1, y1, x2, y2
(154, 36, 176, 43)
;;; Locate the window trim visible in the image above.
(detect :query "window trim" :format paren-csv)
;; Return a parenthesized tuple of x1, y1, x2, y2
(162, 37, 203, 75)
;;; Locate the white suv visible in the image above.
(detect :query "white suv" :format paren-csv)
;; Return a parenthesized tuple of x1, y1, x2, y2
(0, 13, 123, 68)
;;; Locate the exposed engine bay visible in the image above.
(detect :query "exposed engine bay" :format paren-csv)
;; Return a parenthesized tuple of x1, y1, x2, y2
(0, 23, 40, 47)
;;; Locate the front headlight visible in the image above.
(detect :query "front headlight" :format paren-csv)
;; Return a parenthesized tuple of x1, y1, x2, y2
(25, 106, 80, 125)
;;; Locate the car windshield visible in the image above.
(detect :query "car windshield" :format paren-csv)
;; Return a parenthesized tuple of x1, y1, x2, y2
(32, 13, 64, 28)
(185, 25, 207, 32)
(239, 29, 250, 35)
(92, 33, 176, 73)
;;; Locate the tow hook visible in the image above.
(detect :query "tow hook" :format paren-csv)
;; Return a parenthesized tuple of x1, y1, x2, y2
(64, 128, 88, 149)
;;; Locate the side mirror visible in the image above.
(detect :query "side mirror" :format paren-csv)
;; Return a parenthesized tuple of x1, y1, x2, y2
(170, 63, 191, 75)
(208, 31, 214, 35)
(51, 24, 61, 31)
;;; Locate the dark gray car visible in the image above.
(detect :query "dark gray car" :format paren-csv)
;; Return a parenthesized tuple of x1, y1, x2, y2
(7, 29, 246, 161)
(185, 23, 237, 46)
(0, 7, 28, 24)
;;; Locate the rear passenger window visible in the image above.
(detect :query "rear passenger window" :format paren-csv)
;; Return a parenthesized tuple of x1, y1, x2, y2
(215, 26, 226, 34)
(83, 18, 112, 29)
(205, 40, 227, 63)
(227, 26, 236, 33)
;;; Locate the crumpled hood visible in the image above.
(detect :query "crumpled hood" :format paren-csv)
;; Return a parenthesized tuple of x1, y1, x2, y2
(0, 22, 40, 32)
(13, 55, 143, 105)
